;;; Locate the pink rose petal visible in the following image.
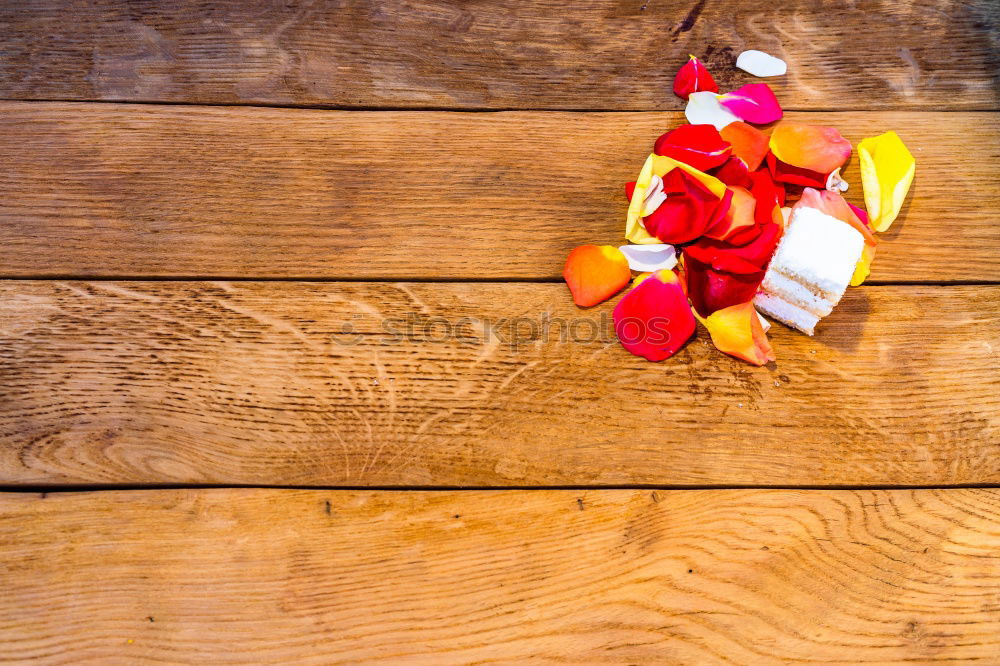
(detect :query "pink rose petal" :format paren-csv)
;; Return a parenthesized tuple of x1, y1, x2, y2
(717, 84, 783, 125)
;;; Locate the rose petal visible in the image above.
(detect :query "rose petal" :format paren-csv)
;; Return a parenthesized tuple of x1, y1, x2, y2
(563, 245, 632, 307)
(717, 84, 783, 124)
(639, 173, 667, 216)
(685, 91, 740, 130)
(720, 121, 770, 171)
(795, 188, 877, 245)
(848, 203, 870, 226)
(613, 269, 696, 361)
(826, 167, 849, 192)
(688, 222, 782, 272)
(673, 55, 718, 100)
(850, 243, 876, 286)
(858, 130, 915, 232)
(748, 169, 785, 229)
(712, 155, 753, 188)
(641, 168, 730, 244)
(682, 254, 765, 317)
(735, 50, 788, 77)
(757, 310, 771, 333)
(766, 151, 828, 188)
(696, 301, 775, 366)
(769, 121, 851, 173)
(653, 124, 732, 172)
(618, 244, 677, 272)
(625, 154, 729, 244)
(704, 186, 756, 240)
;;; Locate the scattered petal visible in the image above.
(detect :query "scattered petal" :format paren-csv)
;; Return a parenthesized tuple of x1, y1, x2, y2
(767, 153, 828, 188)
(851, 243, 876, 286)
(717, 84, 783, 124)
(685, 91, 740, 130)
(654, 124, 732, 171)
(696, 301, 775, 366)
(683, 254, 765, 317)
(795, 188, 877, 245)
(848, 203, 870, 226)
(712, 155, 753, 188)
(769, 121, 851, 173)
(858, 130, 915, 232)
(687, 221, 782, 273)
(757, 310, 771, 333)
(613, 270, 696, 361)
(626, 154, 729, 244)
(748, 169, 785, 229)
(640, 174, 667, 216)
(720, 121, 770, 170)
(642, 168, 731, 244)
(673, 55, 718, 100)
(705, 186, 756, 240)
(735, 50, 787, 77)
(825, 167, 849, 192)
(563, 245, 632, 307)
(619, 244, 678, 272)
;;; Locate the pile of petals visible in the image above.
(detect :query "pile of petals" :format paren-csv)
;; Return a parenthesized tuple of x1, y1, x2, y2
(564, 52, 915, 366)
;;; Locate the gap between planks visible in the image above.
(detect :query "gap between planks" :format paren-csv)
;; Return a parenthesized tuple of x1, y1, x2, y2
(2, 276, 1000, 286)
(9, 483, 1000, 495)
(5, 98, 1000, 114)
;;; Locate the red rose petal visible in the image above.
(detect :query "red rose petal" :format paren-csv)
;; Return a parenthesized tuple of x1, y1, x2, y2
(613, 270, 696, 361)
(682, 254, 765, 318)
(653, 124, 732, 172)
(641, 168, 729, 245)
(766, 152, 828, 188)
(712, 155, 753, 188)
(673, 56, 718, 101)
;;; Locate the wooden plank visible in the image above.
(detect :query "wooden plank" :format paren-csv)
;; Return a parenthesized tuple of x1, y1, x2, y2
(1, 105, 998, 282)
(2, 488, 1000, 663)
(0, 0, 997, 110)
(2, 281, 997, 487)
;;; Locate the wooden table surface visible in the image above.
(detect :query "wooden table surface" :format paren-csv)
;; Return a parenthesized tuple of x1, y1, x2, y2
(1, 1, 999, 663)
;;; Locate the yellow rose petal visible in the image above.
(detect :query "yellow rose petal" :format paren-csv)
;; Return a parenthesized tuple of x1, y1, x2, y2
(850, 243, 876, 286)
(858, 131, 915, 233)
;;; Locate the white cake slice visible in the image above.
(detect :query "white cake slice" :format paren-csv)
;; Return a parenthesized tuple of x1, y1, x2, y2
(754, 206, 865, 336)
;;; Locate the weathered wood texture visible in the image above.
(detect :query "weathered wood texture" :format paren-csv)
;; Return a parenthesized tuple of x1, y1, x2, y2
(1, 105, 997, 281)
(0, 0, 998, 110)
(2, 488, 1000, 663)
(2, 281, 997, 487)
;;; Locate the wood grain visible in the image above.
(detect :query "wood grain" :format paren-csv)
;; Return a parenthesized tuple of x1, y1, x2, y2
(2, 487, 1000, 663)
(2, 281, 997, 487)
(0, 0, 997, 110)
(1, 104, 998, 281)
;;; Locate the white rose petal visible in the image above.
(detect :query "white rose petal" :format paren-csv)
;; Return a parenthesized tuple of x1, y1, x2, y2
(641, 174, 667, 216)
(825, 167, 849, 192)
(685, 91, 740, 130)
(736, 50, 787, 77)
(618, 244, 678, 273)
(756, 310, 772, 333)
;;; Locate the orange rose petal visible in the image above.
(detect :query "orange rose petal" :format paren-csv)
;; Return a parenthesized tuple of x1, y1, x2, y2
(696, 301, 775, 366)
(704, 186, 756, 241)
(720, 122, 770, 171)
(563, 245, 631, 307)
(769, 121, 851, 174)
